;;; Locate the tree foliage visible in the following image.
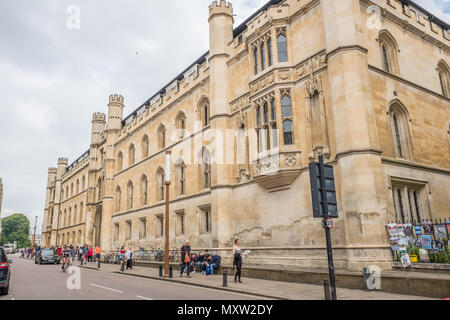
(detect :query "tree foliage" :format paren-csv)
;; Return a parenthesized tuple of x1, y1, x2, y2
(1, 214, 31, 248)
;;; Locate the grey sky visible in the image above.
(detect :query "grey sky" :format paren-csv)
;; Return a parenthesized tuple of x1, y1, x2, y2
(0, 0, 447, 233)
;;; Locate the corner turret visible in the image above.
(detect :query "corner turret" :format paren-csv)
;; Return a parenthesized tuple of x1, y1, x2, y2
(91, 112, 106, 146)
(107, 94, 125, 131)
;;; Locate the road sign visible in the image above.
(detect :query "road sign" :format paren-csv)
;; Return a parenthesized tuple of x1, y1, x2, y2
(309, 161, 338, 218)
(323, 218, 334, 229)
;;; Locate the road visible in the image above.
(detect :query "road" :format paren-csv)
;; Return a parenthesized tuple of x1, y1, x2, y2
(1, 254, 264, 300)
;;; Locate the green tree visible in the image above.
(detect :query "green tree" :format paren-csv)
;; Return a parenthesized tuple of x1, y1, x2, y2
(1, 214, 31, 248)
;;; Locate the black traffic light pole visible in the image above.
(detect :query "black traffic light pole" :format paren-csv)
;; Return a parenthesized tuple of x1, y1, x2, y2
(319, 154, 337, 300)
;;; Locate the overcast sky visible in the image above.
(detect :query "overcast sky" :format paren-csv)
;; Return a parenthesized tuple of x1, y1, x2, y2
(0, 0, 448, 234)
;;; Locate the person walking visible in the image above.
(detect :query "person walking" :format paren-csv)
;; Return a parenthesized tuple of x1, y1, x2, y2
(233, 239, 243, 283)
(126, 247, 134, 270)
(95, 245, 102, 268)
(88, 246, 93, 263)
(180, 240, 191, 278)
(119, 246, 126, 272)
(83, 244, 89, 265)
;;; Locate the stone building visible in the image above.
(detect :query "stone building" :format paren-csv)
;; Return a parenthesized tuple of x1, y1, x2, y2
(41, 0, 449, 271)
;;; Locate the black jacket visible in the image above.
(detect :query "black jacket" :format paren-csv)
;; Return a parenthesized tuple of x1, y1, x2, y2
(181, 245, 191, 262)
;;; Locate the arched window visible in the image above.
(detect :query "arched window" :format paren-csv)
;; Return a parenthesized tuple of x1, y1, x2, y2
(117, 152, 123, 172)
(176, 112, 186, 140)
(140, 174, 148, 206)
(157, 125, 166, 149)
(175, 158, 186, 196)
(260, 42, 266, 71)
(115, 186, 121, 213)
(141, 135, 149, 159)
(61, 189, 65, 201)
(437, 61, 450, 98)
(378, 30, 400, 75)
(128, 144, 135, 166)
(68, 207, 72, 227)
(73, 205, 78, 225)
(256, 106, 261, 127)
(267, 38, 273, 67)
(70, 183, 74, 197)
(156, 168, 165, 201)
(76, 179, 79, 194)
(389, 100, 413, 160)
(263, 102, 269, 124)
(127, 180, 134, 210)
(81, 176, 86, 191)
(277, 31, 288, 63)
(66, 186, 69, 199)
(198, 97, 210, 127)
(79, 202, 84, 223)
(253, 47, 259, 75)
(202, 148, 211, 189)
(281, 95, 292, 118)
(204, 104, 210, 126)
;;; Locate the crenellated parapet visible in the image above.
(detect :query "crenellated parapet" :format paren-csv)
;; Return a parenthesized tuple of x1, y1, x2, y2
(209, 0, 233, 19)
(107, 94, 125, 131)
(58, 157, 68, 165)
(92, 112, 106, 123)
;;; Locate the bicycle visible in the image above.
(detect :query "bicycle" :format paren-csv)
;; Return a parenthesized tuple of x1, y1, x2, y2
(62, 256, 71, 273)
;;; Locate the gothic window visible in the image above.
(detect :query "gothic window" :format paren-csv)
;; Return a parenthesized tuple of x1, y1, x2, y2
(176, 112, 187, 140)
(97, 178, 103, 201)
(76, 179, 79, 194)
(156, 215, 164, 237)
(281, 93, 294, 145)
(139, 218, 147, 240)
(115, 186, 121, 213)
(260, 42, 266, 71)
(140, 174, 148, 206)
(141, 135, 149, 159)
(202, 148, 211, 189)
(81, 176, 86, 191)
(263, 102, 269, 124)
(73, 205, 78, 225)
(176, 158, 186, 196)
(267, 38, 273, 67)
(157, 125, 166, 149)
(277, 30, 288, 63)
(157, 168, 165, 201)
(281, 95, 292, 118)
(79, 202, 84, 223)
(271, 98, 276, 121)
(392, 182, 428, 223)
(125, 220, 132, 240)
(70, 183, 74, 197)
(68, 207, 72, 227)
(378, 30, 400, 75)
(66, 186, 69, 199)
(126, 180, 134, 210)
(113, 223, 119, 241)
(437, 61, 450, 98)
(117, 152, 123, 172)
(256, 106, 261, 127)
(253, 47, 259, 75)
(204, 104, 210, 127)
(389, 101, 413, 160)
(128, 143, 135, 166)
(176, 210, 185, 236)
(200, 206, 212, 234)
(61, 189, 65, 202)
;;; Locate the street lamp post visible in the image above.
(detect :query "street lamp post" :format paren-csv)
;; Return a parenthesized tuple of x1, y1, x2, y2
(164, 151, 171, 278)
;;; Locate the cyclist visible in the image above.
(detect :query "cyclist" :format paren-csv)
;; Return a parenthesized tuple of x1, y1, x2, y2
(119, 246, 126, 272)
(61, 245, 71, 271)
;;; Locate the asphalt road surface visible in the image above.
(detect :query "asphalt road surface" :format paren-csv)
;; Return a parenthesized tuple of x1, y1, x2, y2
(1, 254, 263, 300)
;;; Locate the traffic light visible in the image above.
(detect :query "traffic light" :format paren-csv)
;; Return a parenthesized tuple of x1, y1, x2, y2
(309, 160, 338, 218)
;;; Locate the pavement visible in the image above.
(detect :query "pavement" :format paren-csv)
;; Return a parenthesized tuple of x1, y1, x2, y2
(79, 260, 435, 300)
(0, 254, 266, 300)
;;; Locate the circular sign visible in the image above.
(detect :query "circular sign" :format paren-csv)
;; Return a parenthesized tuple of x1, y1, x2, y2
(325, 218, 334, 229)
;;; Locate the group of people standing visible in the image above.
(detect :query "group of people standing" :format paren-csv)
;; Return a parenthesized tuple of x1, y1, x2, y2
(118, 246, 134, 272)
(53, 244, 101, 268)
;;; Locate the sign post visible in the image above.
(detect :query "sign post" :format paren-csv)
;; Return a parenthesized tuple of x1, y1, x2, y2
(309, 154, 338, 300)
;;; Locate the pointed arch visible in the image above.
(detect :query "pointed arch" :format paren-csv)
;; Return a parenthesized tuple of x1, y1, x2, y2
(81, 175, 86, 191)
(116, 151, 123, 173)
(115, 185, 121, 213)
(197, 96, 210, 127)
(157, 124, 166, 149)
(197, 147, 211, 189)
(140, 174, 148, 206)
(437, 60, 450, 98)
(141, 134, 149, 159)
(378, 30, 400, 75)
(79, 202, 84, 224)
(126, 180, 134, 210)
(175, 157, 186, 196)
(156, 167, 165, 201)
(175, 111, 187, 140)
(388, 99, 413, 161)
(76, 179, 80, 194)
(128, 143, 136, 166)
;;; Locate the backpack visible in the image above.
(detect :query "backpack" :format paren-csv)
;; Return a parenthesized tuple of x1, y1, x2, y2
(211, 255, 221, 267)
(205, 265, 212, 276)
(184, 252, 191, 263)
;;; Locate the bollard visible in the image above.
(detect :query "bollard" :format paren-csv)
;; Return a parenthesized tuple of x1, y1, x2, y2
(169, 266, 173, 279)
(223, 270, 228, 288)
(159, 265, 163, 277)
(323, 279, 331, 301)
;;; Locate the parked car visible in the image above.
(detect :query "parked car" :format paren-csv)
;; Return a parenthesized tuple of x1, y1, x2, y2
(35, 248, 60, 265)
(0, 247, 13, 295)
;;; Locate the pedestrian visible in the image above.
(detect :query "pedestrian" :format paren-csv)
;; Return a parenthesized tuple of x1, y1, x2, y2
(233, 239, 243, 283)
(88, 246, 93, 263)
(57, 246, 61, 257)
(95, 245, 102, 267)
(180, 240, 191, 278)
(119, 246, 126, 272)
(126, 247, 134, 270)
(83, 244, 89, 265)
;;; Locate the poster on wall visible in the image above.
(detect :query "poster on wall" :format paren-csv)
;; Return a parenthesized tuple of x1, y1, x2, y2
(434, 224, 448, 240)
(419, 248, 430, 263)
(414, 238, 422, 248)
(446, 221, 450, 234)
(396, 224, 405, 237)
(390, 237, 400, 251)
(387, 223, 399, 237)
(423, 222, 434, 235)
(431, 240, 444, 254)
(414, 225, 422, 236)
(400, 254, 412, 268)
(403, 224, 413, 237)
(421, 235, 432, 250)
